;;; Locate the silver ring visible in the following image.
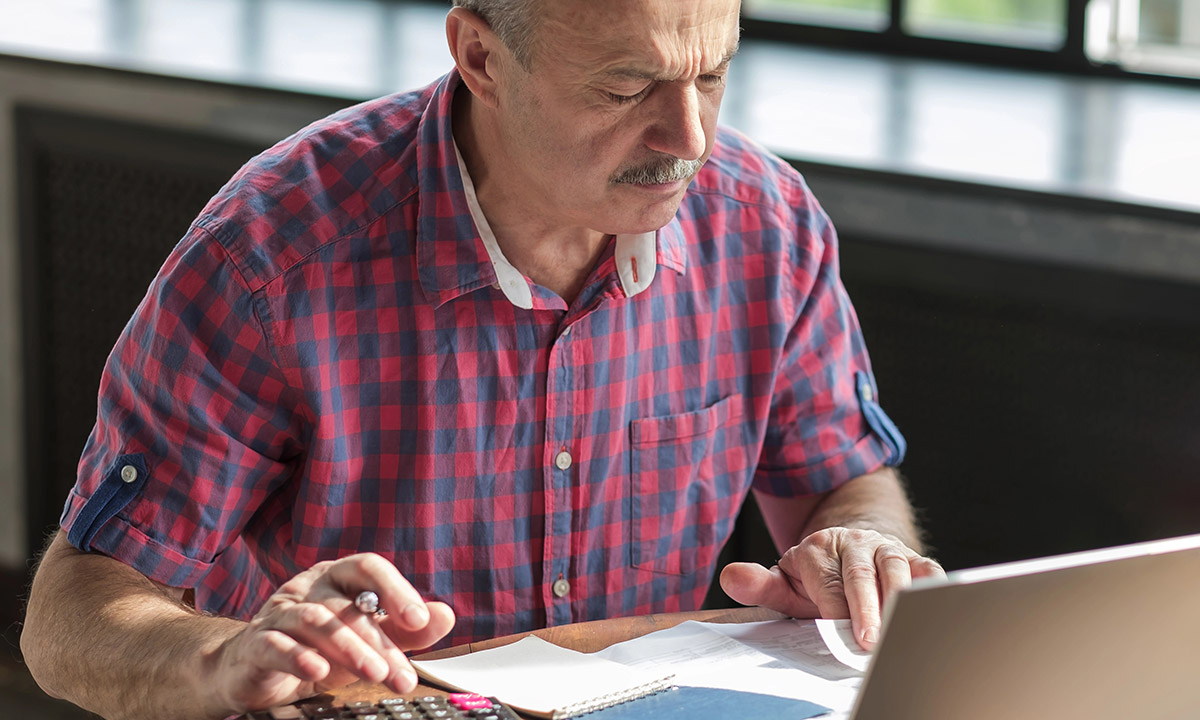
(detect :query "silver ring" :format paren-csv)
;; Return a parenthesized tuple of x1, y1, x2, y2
(354, 590, 387, 618)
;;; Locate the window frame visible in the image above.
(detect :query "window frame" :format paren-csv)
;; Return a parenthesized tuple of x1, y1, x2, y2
(740, 0, 1200, 87)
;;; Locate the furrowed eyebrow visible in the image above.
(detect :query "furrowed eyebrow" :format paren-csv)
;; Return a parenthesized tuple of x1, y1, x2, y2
(603, 42, 741, 82)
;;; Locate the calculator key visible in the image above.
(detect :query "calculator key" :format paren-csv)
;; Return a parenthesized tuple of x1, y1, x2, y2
(447, 694, 493, 711)
(267, 706, 305, 719)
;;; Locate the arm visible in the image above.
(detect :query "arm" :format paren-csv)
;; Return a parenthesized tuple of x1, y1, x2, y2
(758, 466, 925, 554)
(720, 468, 943, 650)
(21, 531, 454, 720)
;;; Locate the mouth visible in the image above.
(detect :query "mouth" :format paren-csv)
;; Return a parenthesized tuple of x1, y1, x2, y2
(621, 176, 691, 195)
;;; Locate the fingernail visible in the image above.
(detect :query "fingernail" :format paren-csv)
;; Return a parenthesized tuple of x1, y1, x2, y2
(402, 603, 430, 628)
(864, 626, 879, 645)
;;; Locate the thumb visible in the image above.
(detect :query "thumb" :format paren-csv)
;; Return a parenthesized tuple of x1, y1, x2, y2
(719, 562, 819, 618)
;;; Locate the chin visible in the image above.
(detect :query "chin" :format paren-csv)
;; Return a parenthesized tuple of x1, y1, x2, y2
(597, 192, 688, 235)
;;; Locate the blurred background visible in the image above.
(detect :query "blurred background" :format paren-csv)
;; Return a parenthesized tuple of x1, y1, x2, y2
(1, 0, 1198, 716)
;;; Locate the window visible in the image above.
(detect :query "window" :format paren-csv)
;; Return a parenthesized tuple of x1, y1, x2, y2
(744, 0, 889, 31)
(905, 0, 1067, 48)
(1088, 0, 1200, 77)
(742, 0, 1200, 81)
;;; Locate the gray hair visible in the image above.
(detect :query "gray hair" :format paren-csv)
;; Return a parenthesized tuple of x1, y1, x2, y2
(452, 0, 541, 69)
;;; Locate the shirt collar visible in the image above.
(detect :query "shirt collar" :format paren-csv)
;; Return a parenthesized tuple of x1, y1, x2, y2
(416, 69, 688, 310)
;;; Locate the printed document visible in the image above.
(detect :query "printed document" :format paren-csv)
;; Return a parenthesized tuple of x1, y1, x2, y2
(593, 619, 868, 714)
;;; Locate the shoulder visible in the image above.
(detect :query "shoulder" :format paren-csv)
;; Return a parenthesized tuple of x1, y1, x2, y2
(191, 82, 439, 290)
(687, 126, 823, 223)
(681, 126, 835, 260)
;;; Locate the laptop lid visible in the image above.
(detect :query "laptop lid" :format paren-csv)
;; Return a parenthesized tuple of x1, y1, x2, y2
(850, 533, 1200, 720)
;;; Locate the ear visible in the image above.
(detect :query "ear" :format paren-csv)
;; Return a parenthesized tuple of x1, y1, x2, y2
(446, 7, 506, 109)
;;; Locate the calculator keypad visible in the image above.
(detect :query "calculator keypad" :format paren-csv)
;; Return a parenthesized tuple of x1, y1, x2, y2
(251, 694, 519, 720)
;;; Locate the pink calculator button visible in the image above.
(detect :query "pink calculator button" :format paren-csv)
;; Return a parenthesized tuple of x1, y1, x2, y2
(447, 693, 493, 710)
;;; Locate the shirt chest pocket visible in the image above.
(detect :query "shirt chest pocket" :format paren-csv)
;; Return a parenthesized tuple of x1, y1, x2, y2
(629, 393, 748, 576)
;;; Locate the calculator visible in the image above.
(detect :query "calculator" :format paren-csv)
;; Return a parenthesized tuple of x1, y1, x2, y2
(245, 693, 522, 720)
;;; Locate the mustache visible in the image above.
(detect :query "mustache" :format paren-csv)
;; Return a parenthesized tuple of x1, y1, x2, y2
(611, 155, 704, 185)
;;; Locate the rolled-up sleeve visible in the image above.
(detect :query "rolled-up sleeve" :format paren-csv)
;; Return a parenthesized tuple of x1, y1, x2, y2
(753, 190, 905, 498)
(60, 225, 307, 589)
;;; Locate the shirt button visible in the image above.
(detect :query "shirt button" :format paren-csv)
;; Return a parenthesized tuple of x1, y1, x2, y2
(552, 578, 571, 598)
(861, 382, 874, 402)
(120, 465, 139, 483)
(561, 325, 571, 337)
(555, 451, 573, 470)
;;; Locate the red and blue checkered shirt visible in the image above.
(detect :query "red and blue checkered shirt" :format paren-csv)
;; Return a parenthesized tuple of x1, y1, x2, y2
(61, 70, 905, 646)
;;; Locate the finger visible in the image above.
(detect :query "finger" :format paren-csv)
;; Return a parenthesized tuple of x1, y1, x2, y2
(252, 629, 330, 684)
(875, 544, 913, 608)
(385, 601, 457, 652)
(338, 604, 423, 694)
(910, 555, 946, 580)
(782, 546, 852, 622)
(719, 562, 820, 618)
(274, 601, 393, 685)
(839, 544, 883, 650)
(353, 602, 455, 693)
(323, 554, 431, 631)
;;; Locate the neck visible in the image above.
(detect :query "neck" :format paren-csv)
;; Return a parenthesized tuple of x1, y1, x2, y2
(452, 83, 609, 304)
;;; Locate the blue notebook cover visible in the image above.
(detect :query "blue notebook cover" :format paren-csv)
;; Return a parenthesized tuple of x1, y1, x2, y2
(584, 685, 830, 719)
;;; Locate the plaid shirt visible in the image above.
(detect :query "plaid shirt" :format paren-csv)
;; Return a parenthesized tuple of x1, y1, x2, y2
(61, 70, 904, 646)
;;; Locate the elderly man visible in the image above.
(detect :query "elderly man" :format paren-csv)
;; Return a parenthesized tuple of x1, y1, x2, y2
(22, 0, 943, 718)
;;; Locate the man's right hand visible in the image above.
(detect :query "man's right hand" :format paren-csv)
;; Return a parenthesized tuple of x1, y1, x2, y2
(21, 533, 455, 720)
(209, 553, 455, 714)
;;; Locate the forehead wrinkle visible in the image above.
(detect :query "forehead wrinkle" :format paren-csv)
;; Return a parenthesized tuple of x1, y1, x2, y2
(540, 0, 739, 81)
(597, 36, 740, 84)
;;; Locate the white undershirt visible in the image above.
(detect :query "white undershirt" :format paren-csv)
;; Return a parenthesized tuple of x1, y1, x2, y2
(453, 141, 659, 309)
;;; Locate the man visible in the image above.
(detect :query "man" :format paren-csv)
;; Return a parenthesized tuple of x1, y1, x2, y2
(22, 0, 944, 718)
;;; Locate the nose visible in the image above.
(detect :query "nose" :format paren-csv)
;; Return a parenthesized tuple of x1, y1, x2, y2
(644, 83, 707, 162)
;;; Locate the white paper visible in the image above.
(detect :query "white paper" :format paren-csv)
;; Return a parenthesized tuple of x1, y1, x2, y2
(703, 619, 865, 681)
(815, 619, 873, 673)
(412, 635, 673, 717)
(593, 620, 866, 714)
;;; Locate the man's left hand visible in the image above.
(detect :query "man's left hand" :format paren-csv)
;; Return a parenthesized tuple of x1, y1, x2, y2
(719, 527, 945, 650)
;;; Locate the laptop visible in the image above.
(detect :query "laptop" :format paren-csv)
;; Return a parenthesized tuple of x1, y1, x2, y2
(850, 532, 1200, 720)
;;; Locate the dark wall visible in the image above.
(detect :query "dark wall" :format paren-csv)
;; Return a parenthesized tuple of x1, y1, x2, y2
(17, 108, 266, 558)
(843, 238, 1200, 571)
(706, 193, 1200, 608)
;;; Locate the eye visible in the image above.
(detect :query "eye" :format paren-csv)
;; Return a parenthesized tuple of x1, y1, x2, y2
(699, 73, 726, 88)
(607, 85, 652, 105)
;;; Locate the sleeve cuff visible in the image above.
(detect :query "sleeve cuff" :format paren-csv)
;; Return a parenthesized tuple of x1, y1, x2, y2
(60, 487, 217, 589)
(752, 429, 894, 498)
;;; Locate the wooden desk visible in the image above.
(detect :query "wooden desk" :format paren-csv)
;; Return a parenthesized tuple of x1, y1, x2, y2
(311, 606, 784, 708)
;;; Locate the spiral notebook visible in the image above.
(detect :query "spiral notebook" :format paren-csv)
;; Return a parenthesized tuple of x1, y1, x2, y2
(411, 636, 676, 719)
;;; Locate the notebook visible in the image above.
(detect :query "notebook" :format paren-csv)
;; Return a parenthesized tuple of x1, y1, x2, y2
(411, 635, 675, 719)
(850, 532, 1200, 720)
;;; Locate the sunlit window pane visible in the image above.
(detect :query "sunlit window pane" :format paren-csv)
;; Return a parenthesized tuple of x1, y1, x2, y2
(743, 0, 889, 31)
(134, 0, 242, 76)
(260, 0, 384, 95)
(0, 0, 108, 57)
(905, 0, 1067, 48)
(1087, 0, 1200, 78)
